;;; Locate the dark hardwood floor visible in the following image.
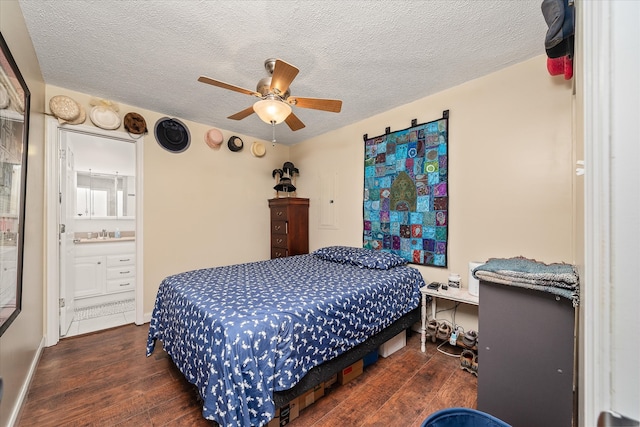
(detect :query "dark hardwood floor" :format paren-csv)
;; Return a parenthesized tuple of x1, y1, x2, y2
(17, 324, 477, 426)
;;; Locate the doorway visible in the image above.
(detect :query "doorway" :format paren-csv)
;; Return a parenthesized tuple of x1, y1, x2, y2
(45, 118, 144, 346)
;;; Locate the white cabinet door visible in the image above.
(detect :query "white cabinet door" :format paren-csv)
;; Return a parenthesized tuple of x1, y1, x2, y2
(74, 256, 105, 298)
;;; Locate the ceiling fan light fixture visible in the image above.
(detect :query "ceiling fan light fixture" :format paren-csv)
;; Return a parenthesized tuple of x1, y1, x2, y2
(253, 98, 291, 125)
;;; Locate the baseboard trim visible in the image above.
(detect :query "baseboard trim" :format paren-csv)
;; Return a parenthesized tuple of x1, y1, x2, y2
(7, 336, 45, 427)
(141, 311, 152, 324)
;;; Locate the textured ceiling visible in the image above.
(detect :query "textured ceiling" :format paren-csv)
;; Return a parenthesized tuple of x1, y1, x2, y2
(18, 0, 546, 146)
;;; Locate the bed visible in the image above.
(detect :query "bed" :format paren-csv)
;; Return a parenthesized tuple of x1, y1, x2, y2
(146, 246, 425, 427)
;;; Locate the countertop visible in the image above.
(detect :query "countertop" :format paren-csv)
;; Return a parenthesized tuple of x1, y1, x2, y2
(74, 236, 135, 244)
(73, 231, 135, 244)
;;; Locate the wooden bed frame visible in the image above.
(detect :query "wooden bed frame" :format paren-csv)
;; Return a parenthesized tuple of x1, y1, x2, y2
(273, 307, 420, 407)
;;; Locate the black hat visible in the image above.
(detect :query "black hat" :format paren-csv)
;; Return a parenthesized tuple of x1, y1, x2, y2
(154, 117, 190, 153)
(274, 183, 296, 192)
(228, 135, 244, 152)
(274, 177, 296, 192)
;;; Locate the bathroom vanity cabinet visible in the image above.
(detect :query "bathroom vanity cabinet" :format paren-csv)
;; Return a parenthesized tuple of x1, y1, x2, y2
(74, 240, 135, 305)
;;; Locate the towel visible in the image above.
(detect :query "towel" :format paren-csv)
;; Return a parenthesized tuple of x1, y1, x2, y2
(473, 256, 579, 307)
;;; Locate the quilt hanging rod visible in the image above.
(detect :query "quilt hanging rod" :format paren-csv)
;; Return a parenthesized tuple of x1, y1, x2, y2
(362, 110, 450, 142)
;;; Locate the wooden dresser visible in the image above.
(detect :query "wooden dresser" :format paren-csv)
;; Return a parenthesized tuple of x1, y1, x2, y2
(268, 198, 309, 259)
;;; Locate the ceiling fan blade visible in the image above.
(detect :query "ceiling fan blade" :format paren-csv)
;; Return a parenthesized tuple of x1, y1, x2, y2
(228, 106, 256, 120)
(285, 112, 306, 131)
(198, 76, 261, 97)
(288, 96, 342, 113)
(270, 60, 299, 96)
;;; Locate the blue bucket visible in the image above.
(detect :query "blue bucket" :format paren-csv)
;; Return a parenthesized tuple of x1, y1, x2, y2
(421, 408, 511, 427)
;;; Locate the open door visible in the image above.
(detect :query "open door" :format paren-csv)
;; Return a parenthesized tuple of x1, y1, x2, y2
(59, 136, 76, 336)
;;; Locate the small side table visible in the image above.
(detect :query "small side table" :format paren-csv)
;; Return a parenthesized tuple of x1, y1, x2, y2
(420, 285, 479, 352)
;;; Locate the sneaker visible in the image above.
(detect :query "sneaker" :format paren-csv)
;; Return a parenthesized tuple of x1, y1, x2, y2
(436, 322, 452, 341)
(426, 319, 438, 342)
(462, 330, 478, 348)
(460, 349, 475, 373)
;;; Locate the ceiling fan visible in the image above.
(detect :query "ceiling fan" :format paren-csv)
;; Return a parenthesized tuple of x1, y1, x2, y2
(198, 58, 342, 132)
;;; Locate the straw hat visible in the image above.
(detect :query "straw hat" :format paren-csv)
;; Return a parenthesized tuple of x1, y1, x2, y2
(49, 95, 83, 124)
(90, 105, 121, 130)
(66, 104, 86, 125)
(204, 128, 223, 149)
(250, 141, 266, 157)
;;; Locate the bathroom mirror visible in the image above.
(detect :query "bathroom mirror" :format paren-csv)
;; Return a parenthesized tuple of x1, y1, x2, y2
(0, 32, 30, 337)
(75, 171, 135, 218)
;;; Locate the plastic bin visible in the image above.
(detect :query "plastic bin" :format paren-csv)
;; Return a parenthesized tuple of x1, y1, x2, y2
(421, 408, 511, 427)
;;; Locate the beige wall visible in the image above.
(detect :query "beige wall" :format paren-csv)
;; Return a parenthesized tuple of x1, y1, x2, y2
(0, 1, 46, 425)
(292, 55, 573, 330)
(43, 85, 292, 317)
(49, 54, 575, 328)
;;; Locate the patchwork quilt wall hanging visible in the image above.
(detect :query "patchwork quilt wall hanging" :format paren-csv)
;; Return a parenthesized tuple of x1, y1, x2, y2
(363, 111, 449, 267)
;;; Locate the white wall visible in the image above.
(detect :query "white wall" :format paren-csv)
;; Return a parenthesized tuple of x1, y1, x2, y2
(292, 55, 574, 331)
(608, 3, 640, 418)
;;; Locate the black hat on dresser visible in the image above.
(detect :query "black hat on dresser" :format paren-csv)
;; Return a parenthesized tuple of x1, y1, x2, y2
(154, 117, 191, 153)
(274, 177, 296, 193)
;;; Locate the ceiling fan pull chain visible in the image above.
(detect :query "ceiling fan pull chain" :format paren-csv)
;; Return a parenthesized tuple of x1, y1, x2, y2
(272, 121, 277, 144)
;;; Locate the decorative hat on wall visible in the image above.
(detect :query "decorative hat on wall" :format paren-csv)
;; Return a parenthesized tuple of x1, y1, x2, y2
(90, 106, 121, 129)
(89, 98, 121, 130)
(49, 95, 86, 125)
(123, 112, 148, 135)
(154, 117, 191, 153)
(67, 104, 86, 125)
(250, 141, 266, 158)
(204, 128, 223, 149)
(227, 135, 244, 152)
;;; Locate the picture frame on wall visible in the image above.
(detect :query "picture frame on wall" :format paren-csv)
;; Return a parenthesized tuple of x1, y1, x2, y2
(0, 32, 31, 336)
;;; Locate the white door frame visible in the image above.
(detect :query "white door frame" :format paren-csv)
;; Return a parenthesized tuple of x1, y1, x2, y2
(44, 117, 144, 347)
(581, 1, 640, 425)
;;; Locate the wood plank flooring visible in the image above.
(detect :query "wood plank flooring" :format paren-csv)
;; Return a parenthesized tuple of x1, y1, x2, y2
(17, 324, 477, 426)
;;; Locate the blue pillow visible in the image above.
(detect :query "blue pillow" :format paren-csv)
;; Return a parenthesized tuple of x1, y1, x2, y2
(312, 246, 362, 265)
(312, 246, 407, 270)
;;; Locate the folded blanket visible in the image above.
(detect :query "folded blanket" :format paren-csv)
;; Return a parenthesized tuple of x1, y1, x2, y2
(473, 256, 579, 307)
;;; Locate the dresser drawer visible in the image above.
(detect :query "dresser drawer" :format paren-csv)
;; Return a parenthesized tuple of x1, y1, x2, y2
(271, 235, 288, 248)
(271, 207, 288, 221)
(271, 220, 288, 235)
(107, 265, 135, 280)
(106, 277, 136, 293)
(107, 254, 135, 267)
(271, 247, 288, 259)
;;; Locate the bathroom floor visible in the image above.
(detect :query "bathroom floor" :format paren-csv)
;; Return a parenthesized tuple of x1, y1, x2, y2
(64, 299, 136, 338)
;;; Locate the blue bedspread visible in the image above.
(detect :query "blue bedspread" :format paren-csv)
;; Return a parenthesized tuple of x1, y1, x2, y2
(146, 254, 423, 426)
